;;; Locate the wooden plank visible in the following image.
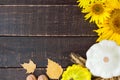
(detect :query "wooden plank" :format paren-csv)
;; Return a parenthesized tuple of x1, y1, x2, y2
(0, 0, 76, 5)
(0, 68, 46, 80)
(0, 36, 97, 67)
(0, 6, 97, 36)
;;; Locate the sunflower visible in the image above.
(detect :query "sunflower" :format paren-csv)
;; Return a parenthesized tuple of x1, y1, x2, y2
(61, 64, 91, 80)
(77, 0, 106, 8)
(77, 0, 90, 8)
(95, 9, 120, 45)
(82, 0, 111, 24)
(106, 0, 120, 9)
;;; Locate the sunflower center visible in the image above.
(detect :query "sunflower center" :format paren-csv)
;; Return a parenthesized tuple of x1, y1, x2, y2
(110, 9, 120, 34)
(92, 3, 104, 15)
(112, 16, 120, 31)
(113, 18, 120, 28)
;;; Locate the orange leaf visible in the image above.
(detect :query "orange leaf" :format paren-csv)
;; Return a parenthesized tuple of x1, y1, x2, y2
(46, 59, 63, 79)
(21, 60, 36, 73)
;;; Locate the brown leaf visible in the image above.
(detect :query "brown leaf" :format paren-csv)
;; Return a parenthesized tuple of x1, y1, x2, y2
(21, 60, 36, 73)
(46, 59, 63, 79)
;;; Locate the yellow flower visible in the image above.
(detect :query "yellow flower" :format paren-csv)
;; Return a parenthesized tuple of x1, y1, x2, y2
(107, 0, 120, 10)
(77, 0, 106, 8)
(61, 64, 91, 80)
(77, 0, 90, 8)
(95, 9, 120, 45)
(82, 0, 111, 24)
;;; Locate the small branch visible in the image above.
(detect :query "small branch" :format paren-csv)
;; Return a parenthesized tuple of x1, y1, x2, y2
(70, 52, 86, 67)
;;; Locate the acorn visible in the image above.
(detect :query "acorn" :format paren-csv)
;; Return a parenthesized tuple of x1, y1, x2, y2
(26, 74, 36, 80)
(38, 75, 48, 80)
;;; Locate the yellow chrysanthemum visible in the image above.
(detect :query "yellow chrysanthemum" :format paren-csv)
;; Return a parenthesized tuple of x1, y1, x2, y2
(82, 0, 111, 24)
(61, 64, 91, 80)
(95, 9, 120, 45)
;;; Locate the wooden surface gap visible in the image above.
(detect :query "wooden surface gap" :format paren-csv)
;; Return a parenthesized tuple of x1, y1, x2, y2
(0, 35, 97, 37)
(0, 5, 77, 7)
(0, 67, 46, 69)
(0, 36, 98, 38)
(0, 0, 77, 5)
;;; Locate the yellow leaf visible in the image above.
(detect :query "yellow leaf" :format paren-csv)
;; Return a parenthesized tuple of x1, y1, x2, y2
(21, 60, 36, 73)
(46, 59, 63, 79)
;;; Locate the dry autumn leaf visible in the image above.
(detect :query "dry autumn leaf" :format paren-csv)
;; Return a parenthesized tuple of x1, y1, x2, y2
(21, 60, 36, 73)
(46, 59, 63, 79)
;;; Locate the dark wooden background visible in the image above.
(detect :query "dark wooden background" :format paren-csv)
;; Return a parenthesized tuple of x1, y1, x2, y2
(0, 0, 97, 80)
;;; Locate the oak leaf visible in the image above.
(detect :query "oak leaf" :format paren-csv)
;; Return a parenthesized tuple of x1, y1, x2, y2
(21, 60, 36, 73)
(46, 59, 63, 79)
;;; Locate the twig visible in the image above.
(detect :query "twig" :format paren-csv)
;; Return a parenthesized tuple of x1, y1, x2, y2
(70, 52, 86, 67)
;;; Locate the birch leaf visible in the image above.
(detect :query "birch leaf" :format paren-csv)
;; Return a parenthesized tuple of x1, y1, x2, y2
(46, 59, 63, 79)
(21, 60, 36, 73)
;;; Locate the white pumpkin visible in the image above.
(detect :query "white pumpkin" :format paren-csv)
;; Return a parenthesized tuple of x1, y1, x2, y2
(86, 40, 120, 78)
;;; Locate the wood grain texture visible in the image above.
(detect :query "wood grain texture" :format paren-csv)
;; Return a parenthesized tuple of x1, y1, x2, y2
(0, 0, 98, 80)
(0, 37, 97, 67)
(0, 68, 46, 80)
(0, 0, 76, 5)
(0, 6, 97, 36)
